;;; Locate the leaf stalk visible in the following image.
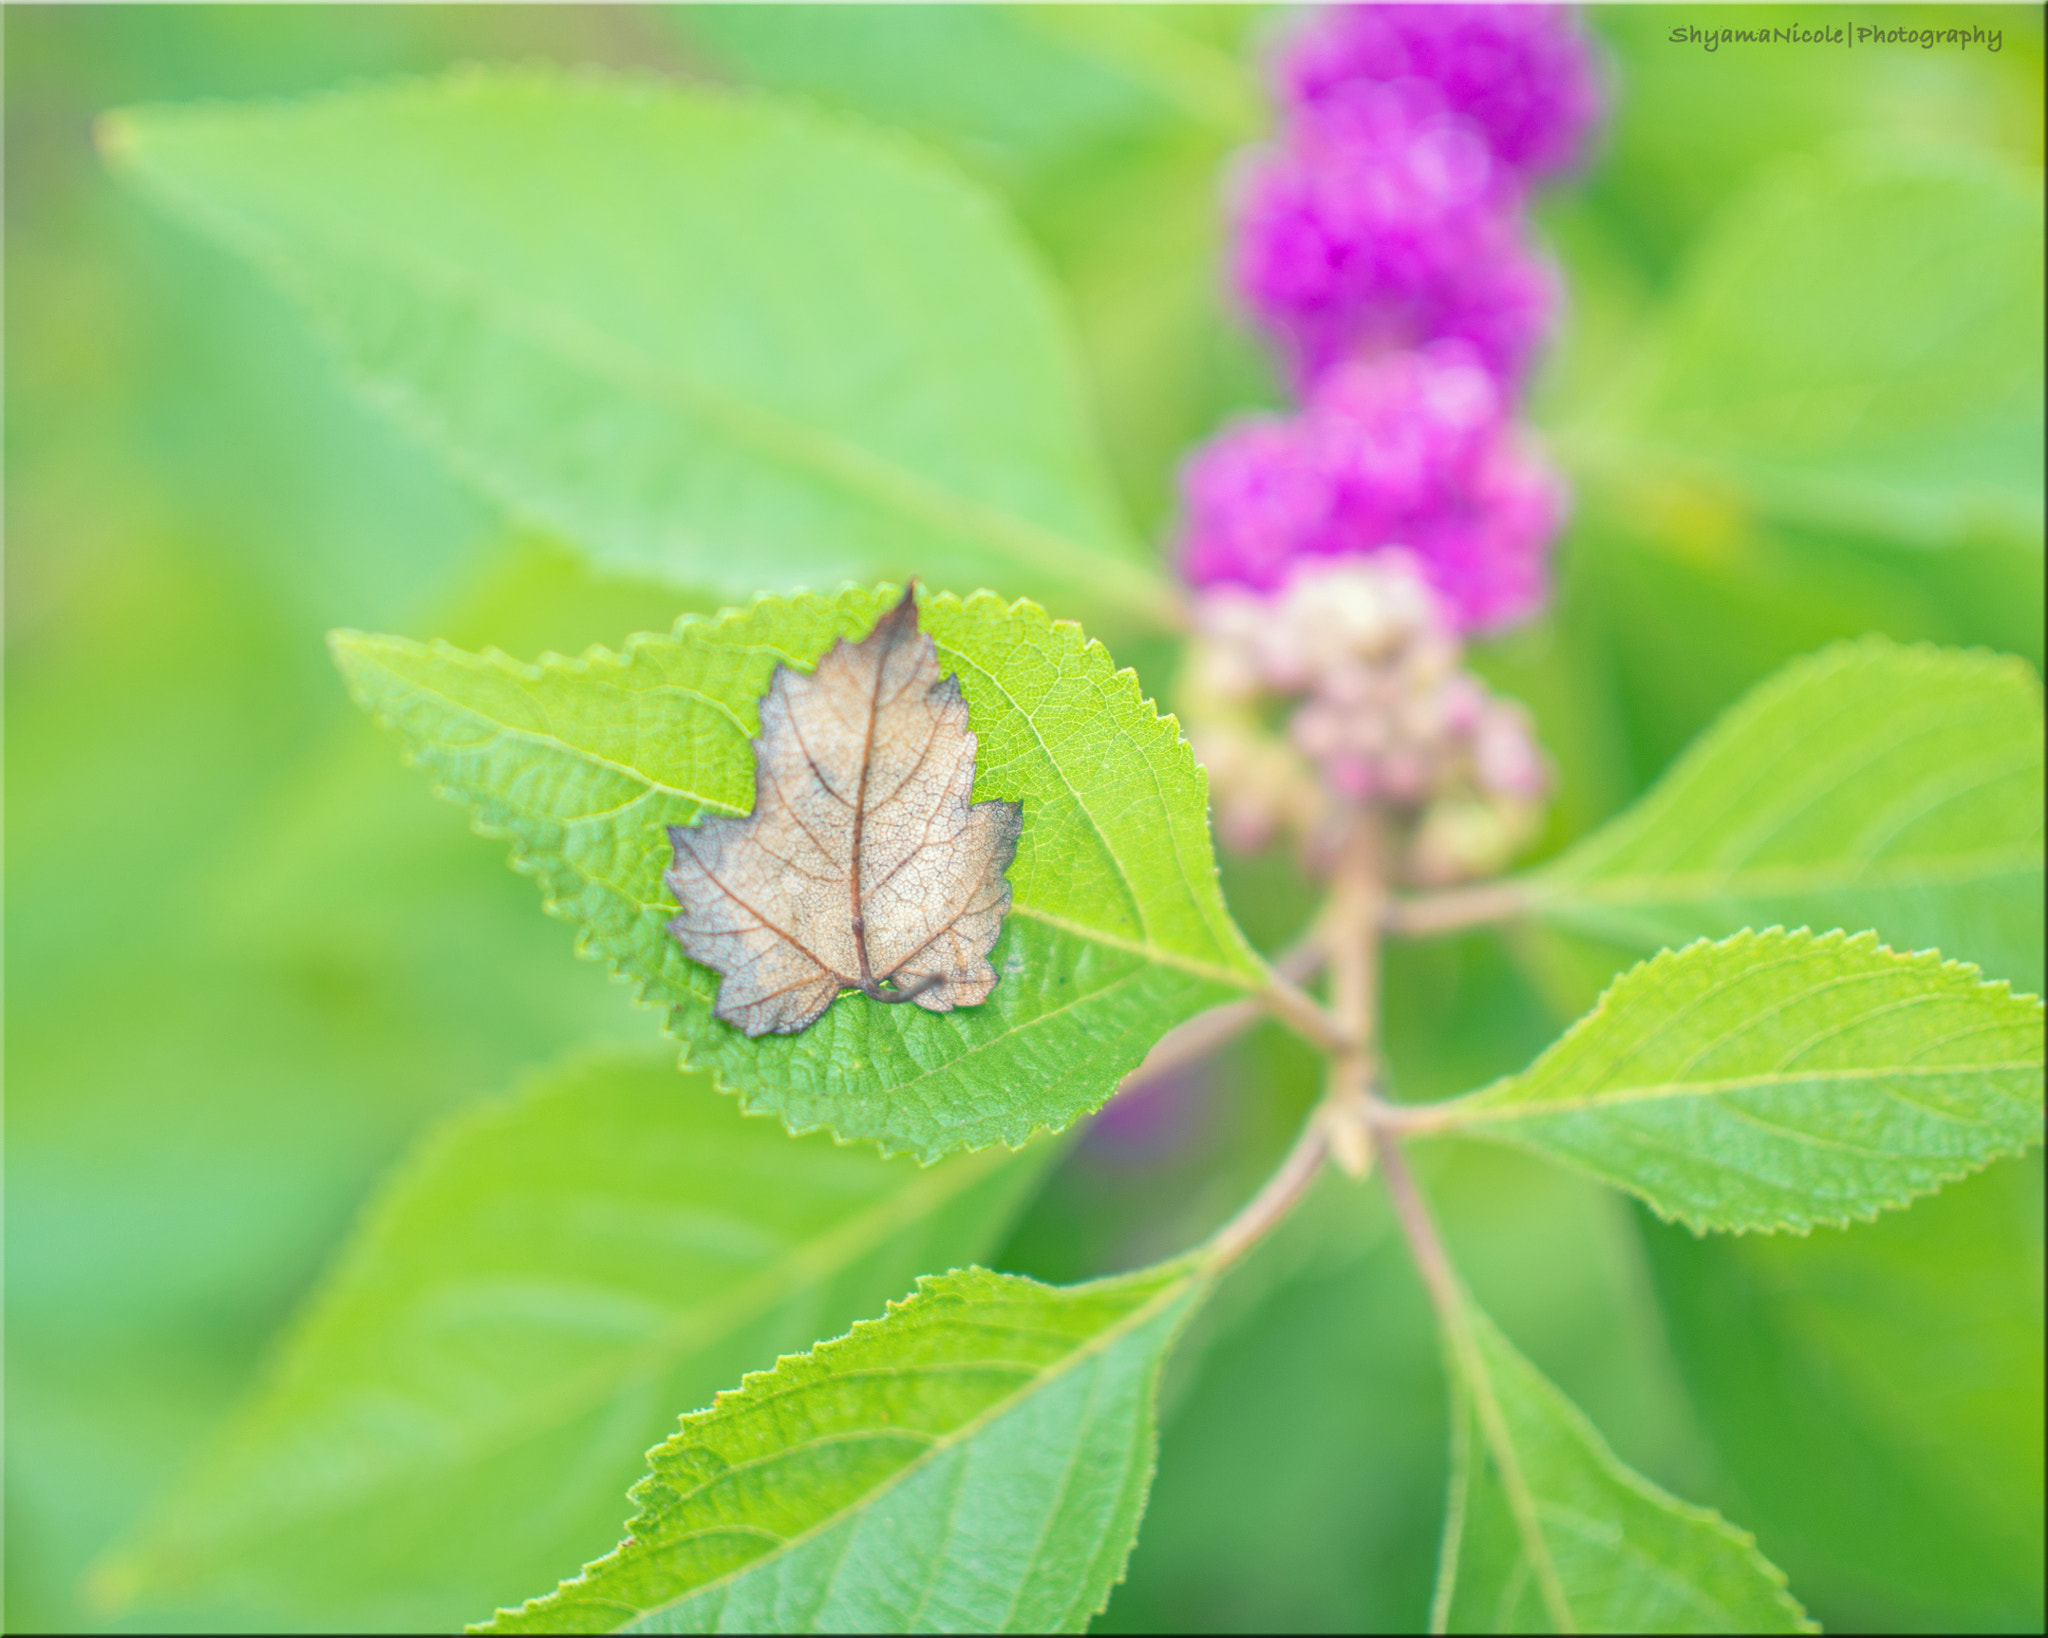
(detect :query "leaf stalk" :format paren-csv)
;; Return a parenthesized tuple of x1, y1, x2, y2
(1202, 1106, 1334, 1275)
(1112, 930, 1329, 1097)
(1382, 879, 1529, 937)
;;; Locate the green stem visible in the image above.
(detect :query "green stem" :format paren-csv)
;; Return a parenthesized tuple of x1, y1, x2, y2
(1378, 1136, 1576, 1634)
(1117, 926, 1327, 1096)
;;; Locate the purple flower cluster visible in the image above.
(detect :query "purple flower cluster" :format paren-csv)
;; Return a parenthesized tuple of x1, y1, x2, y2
(1177, 4, 1599, 631)
(1178, 342, 1564, 631)
(1238, 3, 1600, 389)
(1275, 4, 1604, 182)
(1234, 81, 1559, 386)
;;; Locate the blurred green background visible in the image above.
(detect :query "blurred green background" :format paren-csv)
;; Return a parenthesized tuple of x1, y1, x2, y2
(6, 5, 2042, 1632)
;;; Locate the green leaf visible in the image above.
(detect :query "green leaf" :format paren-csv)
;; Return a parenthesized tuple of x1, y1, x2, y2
(1577, 7, 2044, 279)
(677, 5, 1257, 188)
(331, 584, 1267, 1161)
(1434, 1297, 1811, 1634)
(95, 1050, 1049, 1632)
(1527, 638, 2046, 994)
(1637, 1158, 2044, 1631)
(101, 68, 1168, 622)
(1576, 142, 2044, 546)
(478, 1260, 1205, 1635)
(1426, 927, 2045, 1233)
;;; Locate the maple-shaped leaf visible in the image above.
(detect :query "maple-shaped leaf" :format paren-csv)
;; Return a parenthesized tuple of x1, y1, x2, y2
(665, 588, 1022, 1035)
(331, 584, 1266, 1160)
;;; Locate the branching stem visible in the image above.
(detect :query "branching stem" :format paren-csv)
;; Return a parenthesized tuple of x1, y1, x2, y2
(1264, 972, 1353, 1053)
(1185, 817, 1524, 1370)
(1115, 931, 1328, 1096)
(1189, 807, 1573, 1625)
(1319, 814, 1388, 1172)
(1373, 1135, 1461, 1334)
(1382, 879, 1528, 938)
(1330, 821, 1385, 1032)
(1192, 817, 1387, 1268)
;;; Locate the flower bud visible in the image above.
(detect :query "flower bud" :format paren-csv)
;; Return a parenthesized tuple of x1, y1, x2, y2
(1184, 556, 1552, 877)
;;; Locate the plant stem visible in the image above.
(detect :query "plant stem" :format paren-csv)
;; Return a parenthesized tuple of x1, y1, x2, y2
(1189, 866, 1385, 1273)
(1119, 996, 1267, 1090)
(1116, 930, 1330, 1096)
(1382, 879, 1528, 938)
(1327, 817, 1385, 1043)
(1177, 801, 1574, 1618)
(1265, 973, 1353, 1053)
(1317, 814, 1387, 1171)
(1181, 816, 1515, 1295)
(1354, 1095, 1472, 1136)
(1336, 825, 1571, 1627)
(1202, 1104, 1332, 1274)
(1378, 1132, 1576, 1632)
(1373, 1136, 1457, 1315)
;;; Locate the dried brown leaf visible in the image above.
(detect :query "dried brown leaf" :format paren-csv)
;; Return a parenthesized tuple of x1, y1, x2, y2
(665, 589, 1023, 1037)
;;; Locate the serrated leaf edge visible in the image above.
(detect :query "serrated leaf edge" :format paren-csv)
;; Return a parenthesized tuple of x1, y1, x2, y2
(1420, 926, 2047, 1235)
(472, 1259, 1206, 1635)
(90, 1045, 1034, 1608)
(1452, 1304, 1818, 1635)
(330, 584, 1264, 1164)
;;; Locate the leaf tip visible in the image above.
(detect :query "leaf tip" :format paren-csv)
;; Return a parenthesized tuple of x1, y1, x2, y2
(324, 625, 370, 665)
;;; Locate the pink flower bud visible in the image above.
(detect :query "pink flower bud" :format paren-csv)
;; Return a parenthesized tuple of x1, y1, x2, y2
(1290, 701, 1346, 759)
(1474, 709, 1548, 800)
(1379, 747, 1432, 804)
(1327, 753, 1379, 800)
(1439, 672, 1486, 734)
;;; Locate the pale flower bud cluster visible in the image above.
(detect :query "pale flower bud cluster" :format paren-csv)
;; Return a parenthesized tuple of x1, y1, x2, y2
(1186, 556, 1548, 883)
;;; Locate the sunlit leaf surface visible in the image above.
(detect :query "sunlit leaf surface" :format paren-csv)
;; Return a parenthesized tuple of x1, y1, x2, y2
(103, 70, 1165, 620)
(1435, 928, 2045, 1232)
(98, 1052, 1047, 1631)
(1579, 143, 2044, 547)
(480, 1262, 1203, 1635)
(1435, 1299, 1810, 1634)
(1528, 639, 2045, 992)
(1638, 1159, 2045, 1630)
(333, 585, 1265, 1159)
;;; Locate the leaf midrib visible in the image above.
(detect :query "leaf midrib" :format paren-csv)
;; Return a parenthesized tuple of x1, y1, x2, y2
(1542, 648, 2040, 890)
(604, 1272, 1198, 1633)
(1444, 1059, 2041, 1127)
(339, 636, 746, 814)
(1456, 1314, 1813, 1636)
(1532, 1497, 1763, 1629)
(349, 641, 1264, 992)
(936, 632, 1261, 987)
(1536, 840, 2042, 912)
(129, 120, 1166, 616)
